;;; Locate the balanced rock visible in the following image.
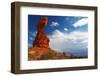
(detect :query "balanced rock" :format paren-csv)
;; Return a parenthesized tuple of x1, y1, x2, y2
(32, 17, 49, 49)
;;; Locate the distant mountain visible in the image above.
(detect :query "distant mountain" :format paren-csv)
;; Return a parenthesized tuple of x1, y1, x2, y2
(64, 49, 88, 58)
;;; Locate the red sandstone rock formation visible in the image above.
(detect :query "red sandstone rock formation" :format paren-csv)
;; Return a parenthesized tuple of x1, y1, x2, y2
(28, 17, 71, 60)
(32, 17, 49, 49)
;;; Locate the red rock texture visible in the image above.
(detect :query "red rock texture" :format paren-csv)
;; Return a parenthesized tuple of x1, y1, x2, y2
(33, 17, 49, 49)
(28, 48, 71, 60)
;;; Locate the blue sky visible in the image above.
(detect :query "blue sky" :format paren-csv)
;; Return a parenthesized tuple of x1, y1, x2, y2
(28, 15, 88, 57)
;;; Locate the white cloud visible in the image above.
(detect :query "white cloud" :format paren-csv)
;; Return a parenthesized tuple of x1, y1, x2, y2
(64, 28, 68, 31)
(81, 39, 88, 43)
(73, 18, 88, 27)
(48, 30, 88, 53)
(29, 31, 37, 37)
(50, 21, 59, 27)
(50, 29, 65, 39)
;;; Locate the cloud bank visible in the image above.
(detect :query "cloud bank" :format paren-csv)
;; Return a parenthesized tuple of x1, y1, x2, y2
(73, 18, 88, 27)
(50, 21, 60, 27)
(48, 29, 88, 55)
